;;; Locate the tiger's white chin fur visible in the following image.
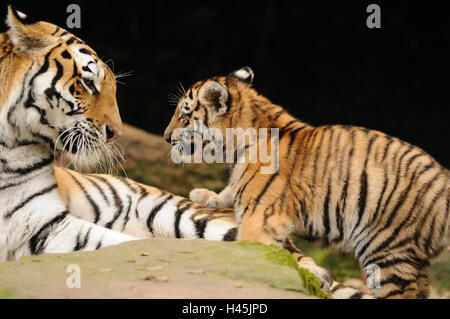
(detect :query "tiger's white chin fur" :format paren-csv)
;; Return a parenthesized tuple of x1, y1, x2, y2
(63, 142, 125, 174)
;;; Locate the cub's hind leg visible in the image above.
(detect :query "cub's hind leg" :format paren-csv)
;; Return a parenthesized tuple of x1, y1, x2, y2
(416, 267, 430, 299)
(238, 205, 333, 292)
(365, 258, 421, 299)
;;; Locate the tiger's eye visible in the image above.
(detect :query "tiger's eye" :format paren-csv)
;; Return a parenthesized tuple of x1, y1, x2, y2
(84, 79, 94, 87)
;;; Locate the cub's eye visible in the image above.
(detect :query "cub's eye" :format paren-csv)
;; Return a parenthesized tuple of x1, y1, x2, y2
(182, 102, 190, 112)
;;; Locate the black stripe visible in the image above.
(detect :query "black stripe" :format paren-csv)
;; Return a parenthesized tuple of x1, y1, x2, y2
(323, 183, 331, 245)
(299, 201, 310, 230)
(234, 168, 259, 203)
(90, 176, 124, 229)
(84, 176, 110, 205)
(350, 134, 378, 239)
(252, 172, 278, 213)
(146, 195, 173, 235)
(424, 214, 437, 256)
(380, 275, 415, 289)
(51, 27, 60, 36)
(113, 176, 144, 194)
(0, 178, 28, 191)
(194, 218, 208, 238)
(381, 136, 394, 161)
(287, 126, 307, 155)
(349, 292, 363, 299)
(7, 70, 30, 125)
(384, 287, 418, 299)
(66, 172, 101, 223)
(29, 211, 68, 255)
(367, 178, 416, 257)
(272, 110, 285, 121)
(223, 227, 238, 241)
(174, 203, 192, 238)
(79, 48, 93, 55)
(121, 196, 133, 231)
(2, 157, 53, 175)
(66, 37, 77, 46)
(4, 184, 57, 219)
(32, 132, 55, 150)
(331, 130, 355, 243)
(311, 128, 328, 184)
(404, 152, 424, 171)
(372, 146, 414, 226)
(350, 170, 368, 238)
(74, 227, 92, 251)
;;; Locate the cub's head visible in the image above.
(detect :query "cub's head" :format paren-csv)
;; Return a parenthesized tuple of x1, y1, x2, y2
(163, 67, 255, 162)
(1, 6, 122, 169)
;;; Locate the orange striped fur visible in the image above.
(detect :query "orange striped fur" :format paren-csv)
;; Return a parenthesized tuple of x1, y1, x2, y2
(164, 67, 450, 298)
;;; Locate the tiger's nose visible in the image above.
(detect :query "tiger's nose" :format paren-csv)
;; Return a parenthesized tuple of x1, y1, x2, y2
(163, 130, 172, 143)
(106, 124, 121, 143)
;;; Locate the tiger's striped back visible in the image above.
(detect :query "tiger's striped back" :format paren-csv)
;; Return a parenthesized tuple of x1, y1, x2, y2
(164, 67, 449, 298)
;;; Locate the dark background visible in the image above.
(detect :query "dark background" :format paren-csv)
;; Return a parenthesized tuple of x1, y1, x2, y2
(1, 1, 449, 166)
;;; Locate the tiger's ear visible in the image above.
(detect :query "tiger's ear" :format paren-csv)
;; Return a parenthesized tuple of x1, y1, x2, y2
(6, 6, 57, 54)
(230, 66, 254, 86)
(198, 81, 229, 119)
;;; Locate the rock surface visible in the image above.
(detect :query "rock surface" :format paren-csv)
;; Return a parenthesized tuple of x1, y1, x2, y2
(0, 239, 316, 299)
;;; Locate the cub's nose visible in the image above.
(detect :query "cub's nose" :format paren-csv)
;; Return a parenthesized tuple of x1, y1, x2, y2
(105, 124, 121, 143)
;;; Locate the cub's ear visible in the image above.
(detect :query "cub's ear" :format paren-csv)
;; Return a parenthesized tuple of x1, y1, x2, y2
(230, 66, 254, 86)
(198, 81, 229, 119)
(6, 5, 57, 54)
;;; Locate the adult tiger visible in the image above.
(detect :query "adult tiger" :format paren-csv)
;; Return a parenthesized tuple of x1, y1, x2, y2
(0, 7, 237, 262)
(163, 67, 450, 298)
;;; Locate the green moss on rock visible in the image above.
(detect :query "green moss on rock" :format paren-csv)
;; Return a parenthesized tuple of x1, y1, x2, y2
(0, 289, 13, 299)
(237, 241, 327, 298)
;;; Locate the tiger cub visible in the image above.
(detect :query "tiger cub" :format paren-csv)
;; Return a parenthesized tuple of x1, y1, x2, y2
(163, 67, 449, 298)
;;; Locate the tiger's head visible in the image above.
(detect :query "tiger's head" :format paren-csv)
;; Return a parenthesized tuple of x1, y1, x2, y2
(163, 67, 258, 163)
(0, 6, 122, 169)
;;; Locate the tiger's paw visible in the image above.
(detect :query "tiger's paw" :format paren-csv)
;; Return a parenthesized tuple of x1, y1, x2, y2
(189, 188, 219, 207)
(299, 260, 334, 293)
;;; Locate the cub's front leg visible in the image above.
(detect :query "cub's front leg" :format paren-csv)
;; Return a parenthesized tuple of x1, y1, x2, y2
(189, 185, 234, 208)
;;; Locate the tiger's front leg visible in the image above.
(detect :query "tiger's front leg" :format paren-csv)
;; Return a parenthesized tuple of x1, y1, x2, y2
(237, 204, 334, 293)
(190, 185, 234, 208)
(283, 238, 334, 292)
(33, 215, 136, 257)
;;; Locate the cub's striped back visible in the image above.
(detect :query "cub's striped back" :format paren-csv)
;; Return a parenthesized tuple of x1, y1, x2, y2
(164, 67, 449, 298)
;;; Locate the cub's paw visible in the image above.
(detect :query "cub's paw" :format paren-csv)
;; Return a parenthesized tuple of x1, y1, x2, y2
(189, 188, 219, 206)
(330, 282, 375, 299)
(299, 260, 334, 293)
